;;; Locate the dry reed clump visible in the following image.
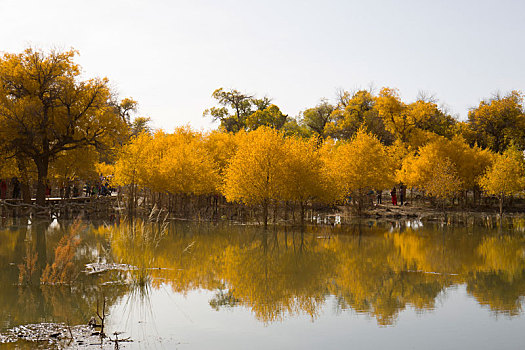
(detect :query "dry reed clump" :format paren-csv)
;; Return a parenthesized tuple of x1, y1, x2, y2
(41, 221, 83, 285)
(18, 246, 38, 285)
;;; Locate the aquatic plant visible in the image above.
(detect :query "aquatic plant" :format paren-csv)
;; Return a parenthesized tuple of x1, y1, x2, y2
(41, 221, 83, 285)
(17, 246, 38, 285)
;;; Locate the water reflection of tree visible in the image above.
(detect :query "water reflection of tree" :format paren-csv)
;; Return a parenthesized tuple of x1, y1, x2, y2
(4, 219, 525, 328)
(327, 228, 446, 326)
(219, 227, 336, 322)
(0, 221, 128, 329)
(98, 220, 525, 325)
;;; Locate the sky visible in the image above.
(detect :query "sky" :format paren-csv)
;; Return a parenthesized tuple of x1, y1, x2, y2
(1, 0, 524, 131)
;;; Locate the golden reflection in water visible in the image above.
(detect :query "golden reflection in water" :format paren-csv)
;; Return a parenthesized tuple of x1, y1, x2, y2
(97, 220, 525, 325)
(1, 218, 525, 328)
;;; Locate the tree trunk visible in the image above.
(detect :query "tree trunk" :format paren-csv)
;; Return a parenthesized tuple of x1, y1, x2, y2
(499, 193, 504, 217)
(16, 156, 32, 204)
(262, 199, 268, 228)
(35, 157, 49, 207)
(300, 201, 305, 226)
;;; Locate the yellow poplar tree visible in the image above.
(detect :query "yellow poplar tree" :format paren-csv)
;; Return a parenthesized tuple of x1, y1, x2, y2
(324, 129, 394, 212)
(479, 146, 525, 216)
(280, 136, 327, 223)
(0, 153, 19, 180)
(95, 162, 115, 179)
(0, 48, 127, 205)
(222, 127, 287, 226)
(159, 128, 219, 196)
(203, 130, 240, 191)
(375, 87, 412, 143)
(423, 158, 462, 210)
(49, 147, 100, 187)
(398, 136, 493, 204)
(113, 132, 153, 211)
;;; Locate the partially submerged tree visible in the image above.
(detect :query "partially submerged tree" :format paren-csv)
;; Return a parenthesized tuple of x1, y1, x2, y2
(280, 136, 327, 223)
(0, 48, 127, 205)
(222, 127, 287, 226)
(323, 129, 395, 213)
(479, 146, 525, 216)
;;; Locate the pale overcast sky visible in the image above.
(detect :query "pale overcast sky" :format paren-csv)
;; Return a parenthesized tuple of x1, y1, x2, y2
(1, 0, 524, 131)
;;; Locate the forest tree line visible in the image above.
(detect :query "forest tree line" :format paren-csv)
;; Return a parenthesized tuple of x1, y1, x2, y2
(0, 48, 524, 220)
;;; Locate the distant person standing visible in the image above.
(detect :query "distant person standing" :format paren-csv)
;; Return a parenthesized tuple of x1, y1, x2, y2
(390, 187, 397, 206)
(376, 190, 382, 204)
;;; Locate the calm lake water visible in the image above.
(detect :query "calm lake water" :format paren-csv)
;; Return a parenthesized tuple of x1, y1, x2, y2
(1, 217, 525, 349)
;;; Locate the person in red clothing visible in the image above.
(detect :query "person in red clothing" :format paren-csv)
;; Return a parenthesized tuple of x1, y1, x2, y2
(390, 186, 397, 205)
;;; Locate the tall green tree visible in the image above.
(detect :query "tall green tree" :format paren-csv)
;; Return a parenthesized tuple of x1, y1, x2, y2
(301, 100, 335, 140)
(203, 88, 255, 132)
(204, 88, 287, 133)
(246, 104, 288, 131)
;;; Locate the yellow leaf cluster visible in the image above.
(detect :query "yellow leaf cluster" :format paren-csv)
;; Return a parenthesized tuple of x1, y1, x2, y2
(479, 146, 525, 197)
(49, 147, 100, 183)
(398, 136, 494, 195)
(323, 129, 395, 199)
(113, 128, 219, 195)
(222, 127, 287, 205)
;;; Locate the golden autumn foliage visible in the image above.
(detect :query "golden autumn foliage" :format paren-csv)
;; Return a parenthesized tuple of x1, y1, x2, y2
(113, 127, 220, 213)
(222, 127, 286, 224)
(95, 162, 115, 178)
(49, 147, 100, 184)
(323, 129, 394, 206)
(478, 146, 525, 214)
(0, 154, 19, 179)
(222, 127, 336, 223)
(280, 136, 327, 204)
(422, 158, 462, 201)
(375, 87, 411, 143)
(374, 88, 454, 148)
(479, 146, 525, 197)
(114, 132, 152, 185)
(107, 119, 525, 215)
(326, 90, 390, 142)
(203, 130, 239, 179)
(0, 48, 127, 205)
(159, 128, 219, 195)
(467, 91, 525, 153)
(399, 136, 494, 198)
(83, 221, 525, 324)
